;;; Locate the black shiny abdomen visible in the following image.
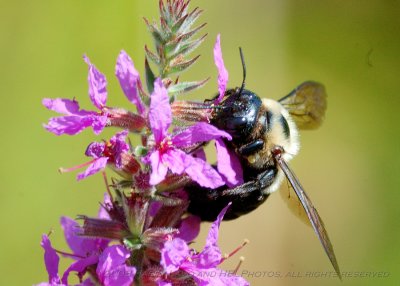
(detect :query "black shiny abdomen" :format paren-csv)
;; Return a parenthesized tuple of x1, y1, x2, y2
(187, 166, 277, 221)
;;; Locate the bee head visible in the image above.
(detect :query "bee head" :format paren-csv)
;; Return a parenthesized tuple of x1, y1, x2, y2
(211, 88, 262, 140)
(211, 47, 263, 141)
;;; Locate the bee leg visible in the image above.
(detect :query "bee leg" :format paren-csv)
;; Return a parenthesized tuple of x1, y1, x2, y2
(187, 167, 277, 221)
(237, 139, 264, 156)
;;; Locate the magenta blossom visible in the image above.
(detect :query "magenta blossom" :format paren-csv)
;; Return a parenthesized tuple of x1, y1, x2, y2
(176, 215, 201, 243)
(36, 194, 137, 286)
(115, 50, 146, 116)
(214, 34, 229, 104)
(56, 194, 111, 285)
(144, 78, 233, 188)
(60, 130, 130, 180)
(215, 139, 243, 187)
(37, 237, 135, 286)
(96, 245, 137, 286)
(212, 35, 244, 186)
(35, 235, 95, 286)
(160, 203, 249, 286)
(43, 56, 109, 136)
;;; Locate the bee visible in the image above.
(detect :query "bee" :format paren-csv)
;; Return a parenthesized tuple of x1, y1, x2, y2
(185, 48, 340, 278)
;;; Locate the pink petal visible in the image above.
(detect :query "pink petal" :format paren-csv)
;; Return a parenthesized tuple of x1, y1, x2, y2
(157, 282, 172, 286)
(84, 55, 107, 110)
(160, 238, 190, 274)
(80, 279, 95, 286)
(215, 139, 243, 187)
(220, 273, 250, 286)
(44, 116, 94, 136)
(98, 192, 112, 219)
(183, 155, 224, 188)
(177, 215, 201, 242)
(187, 267, 249, 286)
(96, 245, 136, 286)
(172, 122, 232, 147)
(182, 266, 223, 286)
(163, 149, 186, 175)
(40, 235, 61, 285)
(85, 142, 106, 158)
(115, 50, 146, 115)
(61, 255, 98, 285)
(206, 202, 231, 248)
(149, 78, 171, 144)
(77, 157, 109, 181)
(163, 149, 224, 188)
(109, 130, 130, 168)
(60, 217, 109, 257)
(214, 34, 229, 103)
(196, 203, 231, 268)
(60, 216, 86, 256)
(42, 98, 93, 116)
(192, 148, 207, 161)
(148, 150, 169, 185)
(92, 114, 108, 135)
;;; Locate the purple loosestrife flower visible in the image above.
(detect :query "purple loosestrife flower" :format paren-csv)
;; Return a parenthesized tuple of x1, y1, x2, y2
(60, 130, 138, 180)
(35, 235, 95, 286)
(42, 195, 110, 285)
(176, 215, 201, 243)
(60, 216, 110, 284)
(214, 34, 229, 104)
(36, 194, 138, 286)
(115, 50, 146, 116)
(37, 236, 136, 286)
(215, 138, 243, 187)
(144, 78, 232, 188)
(40, 235, 61, 285)
(212, 34, 244, 187)
(43, 56, 109, 136)
(96, 245, 137, 286)
(160, 203, 249, 286)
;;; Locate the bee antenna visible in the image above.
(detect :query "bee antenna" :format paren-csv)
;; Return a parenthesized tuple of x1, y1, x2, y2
(239, 47, 247, 95)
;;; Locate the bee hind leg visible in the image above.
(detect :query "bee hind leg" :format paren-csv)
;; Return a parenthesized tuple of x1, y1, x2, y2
(187, 167, 277, 221)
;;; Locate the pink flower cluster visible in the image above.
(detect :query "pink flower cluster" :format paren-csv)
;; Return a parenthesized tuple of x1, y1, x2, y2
(38, 35, 248, 286)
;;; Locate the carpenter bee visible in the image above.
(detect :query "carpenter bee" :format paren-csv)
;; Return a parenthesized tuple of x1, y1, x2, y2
(185, 49, 340, 278)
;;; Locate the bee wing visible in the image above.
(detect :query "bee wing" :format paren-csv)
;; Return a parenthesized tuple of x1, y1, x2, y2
(279, 81, 327, 129)
(279, 181, 311, 227)
(275, 155, 341, 280)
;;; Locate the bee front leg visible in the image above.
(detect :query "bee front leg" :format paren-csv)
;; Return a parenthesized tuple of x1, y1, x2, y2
(237, 139, 264, 156)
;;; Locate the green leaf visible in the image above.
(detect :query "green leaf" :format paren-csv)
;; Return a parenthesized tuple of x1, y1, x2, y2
(177, 8, 203, 34)
(158, 0, 168, 22)
(168, 33, 207, 60)
(165, 23, 206, 56)
(143, 17, 165, 46)
(166, 55, 200, 75)
(145, 58, 156, 94)
(160, 17, 172, 39)
(167, 77, 210, 96)
(144, 45, 160, 66)
(171, 13, 188, 33)
(177, 22, 207, 43)
(177, 0, 191, 19)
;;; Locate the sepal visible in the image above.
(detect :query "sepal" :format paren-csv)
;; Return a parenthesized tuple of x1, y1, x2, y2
(167, 78, 209, 96)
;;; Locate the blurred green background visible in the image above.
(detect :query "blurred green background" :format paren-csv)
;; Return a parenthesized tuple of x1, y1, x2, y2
(1, 0, 399, 285)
